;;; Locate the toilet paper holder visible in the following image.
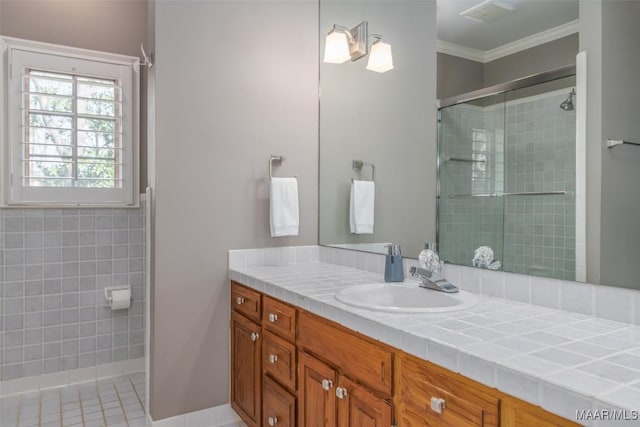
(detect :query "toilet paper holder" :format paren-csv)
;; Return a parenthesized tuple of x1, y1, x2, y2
(104, 286, 132, 310)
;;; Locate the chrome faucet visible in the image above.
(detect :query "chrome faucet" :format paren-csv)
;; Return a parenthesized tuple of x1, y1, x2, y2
(409, 266, 459, 293)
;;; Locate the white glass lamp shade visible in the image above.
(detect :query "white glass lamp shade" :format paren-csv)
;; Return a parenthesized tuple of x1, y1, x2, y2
(366, 39, 394, 73)
(323, 29, 351, 64)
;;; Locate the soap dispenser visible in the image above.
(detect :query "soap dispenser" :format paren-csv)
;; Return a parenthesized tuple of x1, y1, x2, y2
(384, 244, 404, 282)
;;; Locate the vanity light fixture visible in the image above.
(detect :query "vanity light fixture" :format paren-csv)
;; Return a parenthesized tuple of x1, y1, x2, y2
(322, 21, 393, 73)
(323, 26, 351, 64)
(366, 36, 394, 73)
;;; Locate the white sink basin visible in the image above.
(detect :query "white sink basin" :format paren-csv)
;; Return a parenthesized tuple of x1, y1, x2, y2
(335, 282, 478, 313)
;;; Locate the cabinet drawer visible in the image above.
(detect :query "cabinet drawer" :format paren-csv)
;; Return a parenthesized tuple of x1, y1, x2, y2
(501, 396, 580, 427)
(263, 330, 296, 392)
(263, 376, 295, 427)
(231, 282, 261, 323)
(396, 354, 499, 427)
(263, 296, 296, 342)
(298, 311, 393, 397)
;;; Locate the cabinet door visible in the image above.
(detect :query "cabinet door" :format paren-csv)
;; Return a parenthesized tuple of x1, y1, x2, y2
(231, 312, 261, 427)
(337, 377, 392, 427)
(263, 376, 296, 427)
(298, 351, 337, 427)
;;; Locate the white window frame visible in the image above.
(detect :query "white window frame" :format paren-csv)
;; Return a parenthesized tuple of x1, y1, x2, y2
(1, 37, 139, 207)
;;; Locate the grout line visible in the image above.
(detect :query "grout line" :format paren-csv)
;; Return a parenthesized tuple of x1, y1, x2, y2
(93, 380, 109, 427)
(15, 394, 22, 427)
(127, 374, 145, 414)
(78, 386, 86, 426)
(57, 388, 63, 427)
(112, 377, 130, 427)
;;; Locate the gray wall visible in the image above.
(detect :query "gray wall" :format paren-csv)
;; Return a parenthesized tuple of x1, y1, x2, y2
(598, 1, 640, 288)
(437, 53, 484, 100)
(151, 0, 318, 420)
(484, 34, 579, 87)
(0, 0, 149, 189)
(318, 1, 438, 259)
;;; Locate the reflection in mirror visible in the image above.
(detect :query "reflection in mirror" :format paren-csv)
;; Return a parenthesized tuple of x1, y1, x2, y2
(318, 0, 437, 258)
(438, 73, 580, 281)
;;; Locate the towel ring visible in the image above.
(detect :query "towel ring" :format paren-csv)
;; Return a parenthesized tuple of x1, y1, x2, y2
(269, 155, 284, 180)
(352, 160, 375, 181)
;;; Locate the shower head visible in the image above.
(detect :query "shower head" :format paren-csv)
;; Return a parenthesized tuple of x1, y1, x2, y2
(560, 89, 575, 111)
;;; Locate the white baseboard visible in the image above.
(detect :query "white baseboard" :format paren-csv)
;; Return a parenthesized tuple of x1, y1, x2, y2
(148, 403, 241, 427)
(0, 357, 145, 397)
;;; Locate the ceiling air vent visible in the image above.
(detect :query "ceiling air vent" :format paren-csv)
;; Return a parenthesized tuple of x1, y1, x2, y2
(459, 0, 515, 23)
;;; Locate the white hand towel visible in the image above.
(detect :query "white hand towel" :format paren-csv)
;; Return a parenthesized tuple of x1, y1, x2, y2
(350, 180, 375, 234)
(270, 177, 299, 237)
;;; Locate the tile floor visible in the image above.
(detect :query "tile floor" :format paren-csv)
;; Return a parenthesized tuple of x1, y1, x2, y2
(0, 373, 146, 427)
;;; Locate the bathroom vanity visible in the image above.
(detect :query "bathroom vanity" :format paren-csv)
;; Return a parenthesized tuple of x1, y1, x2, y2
(230, 280, 578, 426)
(226, 246, 636, 427)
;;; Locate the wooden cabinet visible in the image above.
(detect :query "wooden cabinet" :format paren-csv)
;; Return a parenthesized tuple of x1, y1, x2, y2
(337, 376, 392, 427)
(231, 281, 579, 427)
(298, 310, 393, 397)
(263, 376, 296, 427)
(230, 311, 261, 427)
(299, 351, 338, 427)
(264, 296, 297, 342)
(396, 353, 499, 427)
(263, 330, 296, 392)
(298, 351, 391, 427)
(232, 282, 262, 323)
(501, 396, 581, 427)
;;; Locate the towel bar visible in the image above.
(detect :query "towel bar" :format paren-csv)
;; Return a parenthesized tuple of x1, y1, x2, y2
(352, 160, 375, 181)
(607, 139, 640, 148)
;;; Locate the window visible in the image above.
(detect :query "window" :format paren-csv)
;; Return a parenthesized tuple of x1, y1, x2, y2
(4, 38, 139, 206)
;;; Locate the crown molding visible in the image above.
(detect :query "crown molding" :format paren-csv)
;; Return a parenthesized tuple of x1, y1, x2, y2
(437, 20, 579, 64)
(437, 40, 485, 63)
(484, 20, 579, 62)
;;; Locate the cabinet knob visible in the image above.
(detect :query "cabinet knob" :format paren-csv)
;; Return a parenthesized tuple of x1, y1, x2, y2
(250, 332, 259, 342)
(268, 416, 278, 426)
(430, 397, 446, 414)
(336, 386, 348, 399)
(321, 379, 333, 391)
(268, 313, 279, 323)
(235, 297, 245, 305)
(268, 354, 278, 364)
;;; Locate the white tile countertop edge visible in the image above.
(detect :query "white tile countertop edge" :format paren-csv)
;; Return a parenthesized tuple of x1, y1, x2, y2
(228, 252, 640, 427)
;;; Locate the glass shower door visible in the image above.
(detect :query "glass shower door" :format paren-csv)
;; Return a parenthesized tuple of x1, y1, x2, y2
(438, 94, 506, 269)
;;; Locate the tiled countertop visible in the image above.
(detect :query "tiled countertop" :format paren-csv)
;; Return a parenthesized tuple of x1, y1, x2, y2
(229, 261, 640, 426)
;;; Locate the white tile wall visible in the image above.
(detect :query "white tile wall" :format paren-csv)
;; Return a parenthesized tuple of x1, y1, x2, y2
(230, 245, 640, 327)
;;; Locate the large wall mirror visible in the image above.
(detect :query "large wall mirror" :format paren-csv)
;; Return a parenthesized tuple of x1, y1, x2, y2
(319, 0, 640, 290)
(318, 0, 437, 258)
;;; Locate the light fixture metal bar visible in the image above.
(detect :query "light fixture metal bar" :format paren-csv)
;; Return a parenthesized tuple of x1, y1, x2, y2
(348, 21, 368, 61)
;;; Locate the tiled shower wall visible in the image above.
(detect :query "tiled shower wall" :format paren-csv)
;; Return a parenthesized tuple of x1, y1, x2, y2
(0, 203, 145, 381)
(439, 89, 576, 280)
(503, 91, 576, 280)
